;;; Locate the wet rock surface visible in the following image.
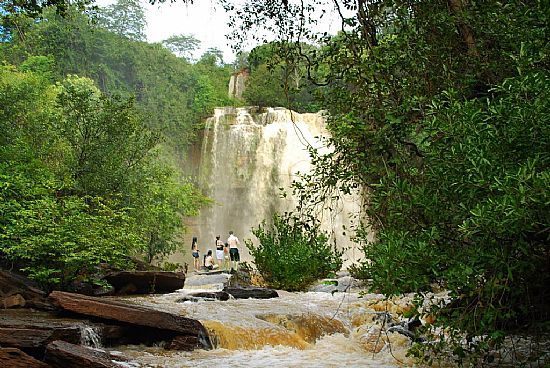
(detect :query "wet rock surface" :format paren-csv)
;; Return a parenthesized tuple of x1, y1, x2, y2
(44, 340, 128, 368)
(103, 271, 185, 295)
(224, 287, 279, 299)
(49, 291, 211, 350)
(0, 347, 51, 367)
(176, 291, 231, 302)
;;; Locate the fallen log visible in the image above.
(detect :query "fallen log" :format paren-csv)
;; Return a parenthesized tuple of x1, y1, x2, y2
(0, 347, 51, 368)
(44, 341, 127, 368)
(49, 291, 211, 350)
(224, 287, 279, 299)
(103, 271, 185, 294)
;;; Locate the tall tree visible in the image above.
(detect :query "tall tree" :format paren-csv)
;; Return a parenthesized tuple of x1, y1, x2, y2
(199, 47, 224, 66)
(96, 0, 147, 41)
(162, 33, 201, 61)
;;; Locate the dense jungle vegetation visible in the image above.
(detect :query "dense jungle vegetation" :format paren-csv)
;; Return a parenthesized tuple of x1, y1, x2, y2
(0, 0, 235, 289)
(0, 0, 318, 290)
(1, 0, 549, 365)
(221, 0, 550, 364)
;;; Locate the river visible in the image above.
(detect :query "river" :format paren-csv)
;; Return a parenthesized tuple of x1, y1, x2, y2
(112, 272, 416, 367)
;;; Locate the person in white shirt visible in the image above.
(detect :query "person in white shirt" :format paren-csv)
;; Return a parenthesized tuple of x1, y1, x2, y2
(227, 231, 240, 271)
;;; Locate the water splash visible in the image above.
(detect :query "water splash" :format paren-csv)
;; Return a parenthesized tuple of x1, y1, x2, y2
(80, 325, 102, 348)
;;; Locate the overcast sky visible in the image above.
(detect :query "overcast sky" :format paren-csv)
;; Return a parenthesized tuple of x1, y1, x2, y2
(143, 1, 236, 62)
(96, 0, 345, 64)
(96, 0, 236, 63)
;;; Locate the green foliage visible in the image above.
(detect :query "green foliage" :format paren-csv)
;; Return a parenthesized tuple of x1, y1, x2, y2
(246, 212, 342, 291)
(161, 261, 185, 272)
(243, 42, 322, 112)
(55, 75, 158, 195)
(162, 34, 201, 61)
(228, 0, 550, 363)
(0, 65, 208, 289)
(126, 159, 211, 264)
(1, 5, 233, 157)
(95, 0, 147, 41)
(0, 164, 136, 289)
(242, 63, 287, 108)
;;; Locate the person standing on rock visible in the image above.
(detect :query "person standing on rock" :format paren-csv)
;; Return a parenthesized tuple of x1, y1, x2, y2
(191, 237, 200, 271)
(215, 235, 225, 268)
(227, 231, 240, 272)
(223, 242, 230, 272)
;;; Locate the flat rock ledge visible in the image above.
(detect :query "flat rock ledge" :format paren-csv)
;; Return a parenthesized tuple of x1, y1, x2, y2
(103, 271, 185, 295)
(224, 286, 279, 299)
(44, 340, 128, 368)
(49, 291, 212, 350)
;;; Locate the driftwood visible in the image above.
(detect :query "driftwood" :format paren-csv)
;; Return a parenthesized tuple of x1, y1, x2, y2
(0, 348, 51, 368)
(103, 271, 185, 294)
(44, 341, 127, 368)
(49, 291, 211, 350)
(224, 287, 279, 299)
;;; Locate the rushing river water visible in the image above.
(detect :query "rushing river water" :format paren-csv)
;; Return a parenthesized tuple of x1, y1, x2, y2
(113, 273, 416, 368)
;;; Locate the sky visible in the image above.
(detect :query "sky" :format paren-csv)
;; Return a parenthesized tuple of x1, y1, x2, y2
(97, 0, 236, 63)
(141, 0, 236, 62)
(96, 0, 345, 64)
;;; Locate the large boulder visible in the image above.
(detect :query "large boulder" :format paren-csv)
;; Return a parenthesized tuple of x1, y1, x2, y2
(49, 291, 211, 350)
(224, 287, 279, 299)
(103, 271, 185, 294)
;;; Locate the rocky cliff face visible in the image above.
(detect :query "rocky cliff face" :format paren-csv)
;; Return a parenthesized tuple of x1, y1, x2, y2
(228, 69, 249, 99)
(191, 107, 365, 266)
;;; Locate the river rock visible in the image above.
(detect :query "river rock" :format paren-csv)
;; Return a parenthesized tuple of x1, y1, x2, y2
(44, 340, 128, 368)
(103, 271, 185, 294)
(308, 276, 355, 293)
(49, 291, 211, 350)
(0, 347, 51, 367)
(0, 324, 81, 351)
(224, 286, 278, 299)
(184, 272, 231, 290)
(0, 270, 53, 310)
(176, 291, 231, 302)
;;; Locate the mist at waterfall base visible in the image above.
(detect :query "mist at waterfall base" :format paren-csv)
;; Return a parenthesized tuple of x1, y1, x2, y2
(180, 107, 365, 267)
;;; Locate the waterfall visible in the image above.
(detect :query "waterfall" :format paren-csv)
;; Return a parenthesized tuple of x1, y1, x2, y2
(80, 325, 102, 348)
(193, 107, 364, 266)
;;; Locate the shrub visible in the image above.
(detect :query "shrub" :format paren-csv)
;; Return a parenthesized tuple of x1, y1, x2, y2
(246, 212, 342, 291)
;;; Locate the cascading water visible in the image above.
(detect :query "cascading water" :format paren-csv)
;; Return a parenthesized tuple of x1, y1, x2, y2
(114, 274, 416, 367)
(80, 324, 102, 348)
(193, 106, 364, 265)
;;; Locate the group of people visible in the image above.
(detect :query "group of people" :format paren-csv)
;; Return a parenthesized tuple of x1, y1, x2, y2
(190, 231, 240, 272)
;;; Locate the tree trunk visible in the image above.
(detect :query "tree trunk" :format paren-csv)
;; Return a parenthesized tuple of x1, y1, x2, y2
(448, 0, 478, 56)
